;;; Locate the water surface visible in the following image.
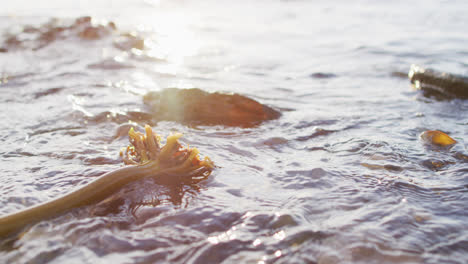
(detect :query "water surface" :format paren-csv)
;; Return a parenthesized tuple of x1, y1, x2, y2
(1, 0, 467, 263)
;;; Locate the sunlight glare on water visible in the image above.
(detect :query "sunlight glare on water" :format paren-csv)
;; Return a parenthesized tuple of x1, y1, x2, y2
(144, 13, 202, 76)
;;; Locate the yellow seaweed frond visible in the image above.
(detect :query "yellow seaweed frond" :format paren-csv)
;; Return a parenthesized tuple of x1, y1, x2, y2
(122, 125, 214, 177)
(0, 124, 214, 238)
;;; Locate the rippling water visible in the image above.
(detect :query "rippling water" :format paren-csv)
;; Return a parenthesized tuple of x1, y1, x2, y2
(1, 0, 467, 263)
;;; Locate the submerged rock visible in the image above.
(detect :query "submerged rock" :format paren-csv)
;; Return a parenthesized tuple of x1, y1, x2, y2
(143, 88, 280, 127)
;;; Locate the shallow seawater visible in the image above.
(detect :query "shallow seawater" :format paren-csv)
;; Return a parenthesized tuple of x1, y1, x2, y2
(1, 0, 468, 263)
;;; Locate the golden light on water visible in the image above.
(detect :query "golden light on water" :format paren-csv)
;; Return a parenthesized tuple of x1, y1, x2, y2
(206, 212, 287, 262)
(143, 12, 202, 77)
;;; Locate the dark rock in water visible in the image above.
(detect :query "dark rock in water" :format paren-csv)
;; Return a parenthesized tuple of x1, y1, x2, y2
(390, 71, 408, 79)
(143, 88, 280, 127)
(409, 64, 468, 99)
(309, 72, 337, 79)
(0, 16, 143, 52)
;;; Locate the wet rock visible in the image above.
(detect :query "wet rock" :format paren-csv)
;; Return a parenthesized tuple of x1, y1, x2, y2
(0, 16, 143, 52)
(143, 88, 280, 127)
(420, 130, 457, 146)
(409, 64, 468, 99)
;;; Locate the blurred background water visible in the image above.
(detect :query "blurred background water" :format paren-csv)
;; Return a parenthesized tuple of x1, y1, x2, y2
(0, 0, 467, 263)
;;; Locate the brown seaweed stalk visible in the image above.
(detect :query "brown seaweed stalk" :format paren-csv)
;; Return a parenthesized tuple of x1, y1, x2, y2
(0, 125, 213, 238)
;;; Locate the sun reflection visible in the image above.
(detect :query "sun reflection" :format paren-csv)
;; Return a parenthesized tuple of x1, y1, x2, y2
(143, 13, 203, 76)
(258, 250, 282, 264)
(206, 212, 287, 262)
(144, 0, 162, 7)
(207, 227, 237, 245)
(243, 212, 252, 218)
(68, 94, 92, 117)
(273, 230, 286, 241)
(274, 250, 282, 257)
(252, 238, 262, 247)
(113, 54, 125, 63)
(130, 72, 157, 94)
(258, 255, 268, 264)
